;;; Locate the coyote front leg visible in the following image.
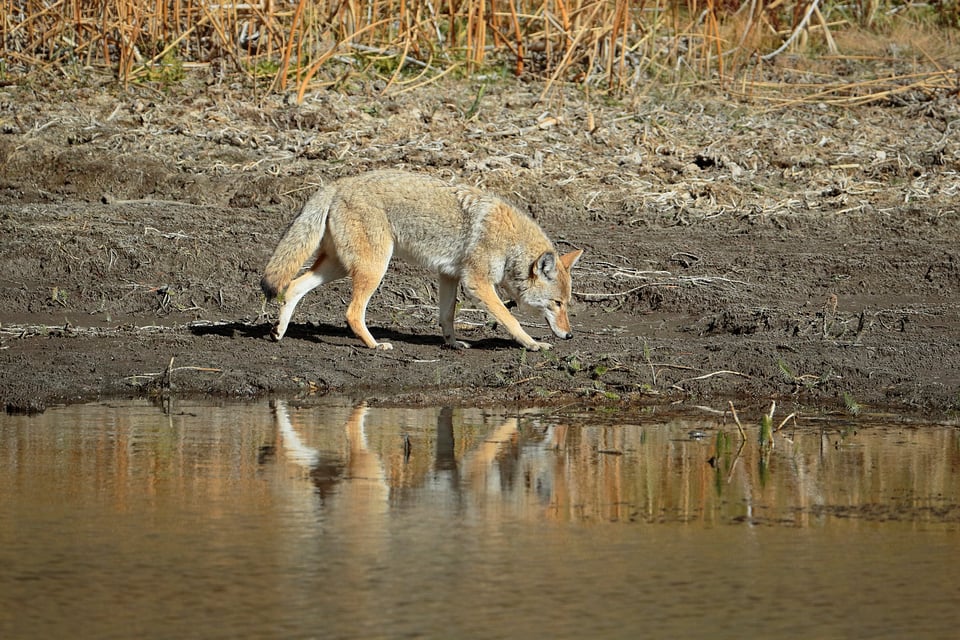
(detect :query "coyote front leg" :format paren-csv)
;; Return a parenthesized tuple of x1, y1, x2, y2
(469, 280, 552, 351)
(438, 274, 470, 349)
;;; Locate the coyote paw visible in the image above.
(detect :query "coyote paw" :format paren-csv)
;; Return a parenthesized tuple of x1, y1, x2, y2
(374, 342, 394, 351)
(532, 341, 553, 351)
(270, 326, 283, 342)
(444, 340, 472, 350)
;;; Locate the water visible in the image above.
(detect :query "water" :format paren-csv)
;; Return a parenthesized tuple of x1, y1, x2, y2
(1, 399, 958, 639)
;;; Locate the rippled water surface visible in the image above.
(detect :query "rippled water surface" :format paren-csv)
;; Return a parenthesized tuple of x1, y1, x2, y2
(1, 399, 958, 639)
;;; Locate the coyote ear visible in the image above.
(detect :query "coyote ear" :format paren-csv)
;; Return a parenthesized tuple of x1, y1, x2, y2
(560, 249, 583, 270)
(533, 251, 559, 280)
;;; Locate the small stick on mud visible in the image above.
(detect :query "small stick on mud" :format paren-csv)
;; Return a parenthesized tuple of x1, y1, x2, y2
(675, 370, 751, 386)
(575, 283, 661, 300)
(775, 412, 798, 432)
(124, 363, 223, 386)
(728, 401, 747, 442)
(163, 356, 175, 392)
(101, 194, 203, 208)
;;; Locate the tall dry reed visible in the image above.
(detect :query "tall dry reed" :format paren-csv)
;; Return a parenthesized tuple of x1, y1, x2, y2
(0, 1, 953, 97)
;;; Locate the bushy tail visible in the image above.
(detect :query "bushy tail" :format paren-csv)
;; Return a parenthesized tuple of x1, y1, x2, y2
(260, 187, 335, 299)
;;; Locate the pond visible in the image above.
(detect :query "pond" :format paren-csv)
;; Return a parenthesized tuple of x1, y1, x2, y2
(1, 399, 958, 638)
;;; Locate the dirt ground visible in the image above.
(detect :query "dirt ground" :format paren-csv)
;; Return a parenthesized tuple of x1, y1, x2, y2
(1, 67, 958, 416)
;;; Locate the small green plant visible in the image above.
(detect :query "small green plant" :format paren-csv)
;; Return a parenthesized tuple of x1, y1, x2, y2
(50, 286, 68, 307)
(843, 392, 863, 417)
(137, 48, 185, 87)
(760, 413, 774, 448)
(776, 358, 796, 383)
(463, 83, 486, 120)
(539, 347, 560, 368)
(715, 430, 731, 456)
(251, 59, 280, 78)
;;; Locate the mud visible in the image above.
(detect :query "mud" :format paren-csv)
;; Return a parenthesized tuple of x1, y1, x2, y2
(1, 72, 958, 414)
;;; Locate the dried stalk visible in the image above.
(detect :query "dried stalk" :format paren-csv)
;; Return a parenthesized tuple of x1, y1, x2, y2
(0, 1, 953, 100)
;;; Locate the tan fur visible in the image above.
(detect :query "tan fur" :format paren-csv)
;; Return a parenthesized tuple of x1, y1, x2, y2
(261, 170, 583, 351)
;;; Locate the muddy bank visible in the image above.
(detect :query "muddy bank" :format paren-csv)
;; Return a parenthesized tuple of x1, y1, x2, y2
(0, 74, 958, 414)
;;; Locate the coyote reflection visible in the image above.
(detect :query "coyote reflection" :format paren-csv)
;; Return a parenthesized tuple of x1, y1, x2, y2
(272, 400, 388, 509)
(269, 401, 523, 505)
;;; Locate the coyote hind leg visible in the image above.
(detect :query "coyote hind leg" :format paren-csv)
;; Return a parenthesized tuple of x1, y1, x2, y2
(272, 252, 346, 341)
(344, 263, 392, 350)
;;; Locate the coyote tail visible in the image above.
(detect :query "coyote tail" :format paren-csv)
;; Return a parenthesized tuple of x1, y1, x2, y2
(260, 187, 335, 299)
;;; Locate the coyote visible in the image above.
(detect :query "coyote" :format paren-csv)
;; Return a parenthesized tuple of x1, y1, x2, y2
(260, 170, 583, 351)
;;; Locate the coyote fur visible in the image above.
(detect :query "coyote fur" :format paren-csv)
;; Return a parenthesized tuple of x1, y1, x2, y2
(260, 170, 583, 351)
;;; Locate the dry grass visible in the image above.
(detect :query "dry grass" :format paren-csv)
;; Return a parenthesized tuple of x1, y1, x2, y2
(1, 1, 957, 102)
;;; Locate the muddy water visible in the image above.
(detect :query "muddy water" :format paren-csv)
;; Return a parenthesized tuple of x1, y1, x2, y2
(1, 399, 958, 639)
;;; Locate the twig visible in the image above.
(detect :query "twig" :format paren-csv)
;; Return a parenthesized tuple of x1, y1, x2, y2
(349, 42, 429, 69)
(538, 1, 605, 103)
(812, 4, 838, 55)
(693, 404, 727, 415)
(124, 365, 223, 384)
(575, 283, 660, 300)
(387, 62, 461, 96)
(102, 195, 204, 207)
(727, 439, 746, 484)
(775, 412, 798, 432)
(728, 400, 747, 442)
(163, 356, 175, 390)
(761, 0, 821, 61)
(676, 370, 751, 384)
(649, 363, 698, 371)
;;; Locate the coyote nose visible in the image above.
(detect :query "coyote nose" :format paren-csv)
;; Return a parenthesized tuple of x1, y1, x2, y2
(561, 331, 573, 339)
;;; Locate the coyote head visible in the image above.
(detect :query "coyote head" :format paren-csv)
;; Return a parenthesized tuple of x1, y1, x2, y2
(519, 249, 583, 339)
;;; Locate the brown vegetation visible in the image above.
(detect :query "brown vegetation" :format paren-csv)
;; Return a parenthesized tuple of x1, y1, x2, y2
(2, 1, 958, 102)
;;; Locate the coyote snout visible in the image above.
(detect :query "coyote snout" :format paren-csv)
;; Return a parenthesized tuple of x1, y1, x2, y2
(510, 249, 581, 349)
(260, 170, 583, 351)
(548, 310, 574, 340)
